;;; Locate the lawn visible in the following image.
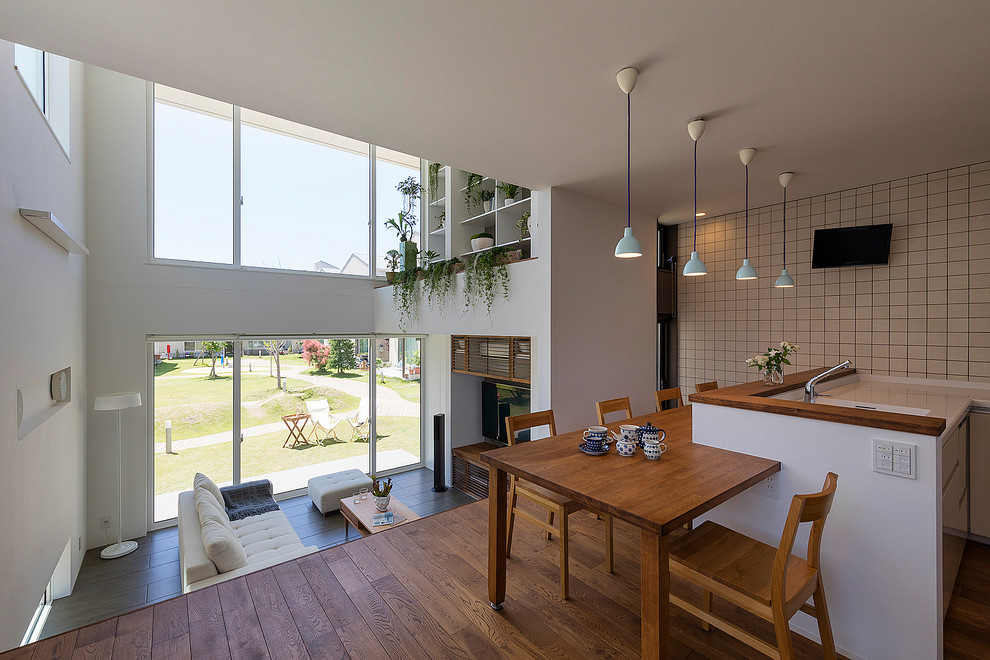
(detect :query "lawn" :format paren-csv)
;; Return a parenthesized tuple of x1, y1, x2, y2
(154, 415, 420, 494)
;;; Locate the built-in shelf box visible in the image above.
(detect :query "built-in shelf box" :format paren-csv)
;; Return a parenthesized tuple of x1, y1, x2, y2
(19, 209, 89, 255)
(451, 335, 531, 384)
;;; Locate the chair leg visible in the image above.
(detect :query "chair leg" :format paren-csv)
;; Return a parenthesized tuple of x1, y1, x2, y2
(813, 577, 837, 660)
(545, 510, 554, 541)
(505, 484, 518, 558)
(701, 590, 712, 632)
(559, 511, 569, 599)
(604, 515, 614, 573)
(772, 604, 795, 660)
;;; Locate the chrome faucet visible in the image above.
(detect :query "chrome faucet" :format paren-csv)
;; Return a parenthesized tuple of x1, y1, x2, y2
(804, 360, 852, 403)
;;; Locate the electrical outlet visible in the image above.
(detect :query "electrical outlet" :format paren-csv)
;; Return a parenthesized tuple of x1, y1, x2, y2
(750, 474, 780, 499)
(100, 515, 111, 529)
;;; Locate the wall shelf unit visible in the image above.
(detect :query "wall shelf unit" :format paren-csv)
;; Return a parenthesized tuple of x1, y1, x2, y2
(451, 335, 531, 384)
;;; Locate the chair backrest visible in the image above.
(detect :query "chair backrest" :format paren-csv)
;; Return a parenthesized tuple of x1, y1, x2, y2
(772, 472, 839, 602)
(695, 381, 719, 393)
(505, 410, 556, 446)
(355, 397, 370, 423)
(655, 387, 684, 411)
(305, 399, 331, 426)
(595, 397, 632, 425)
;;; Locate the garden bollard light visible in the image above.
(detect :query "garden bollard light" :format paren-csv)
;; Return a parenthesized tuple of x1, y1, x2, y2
(165, 420, 173, 454)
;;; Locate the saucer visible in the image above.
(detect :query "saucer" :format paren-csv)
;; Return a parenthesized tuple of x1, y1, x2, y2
(578, 442, 609, 456)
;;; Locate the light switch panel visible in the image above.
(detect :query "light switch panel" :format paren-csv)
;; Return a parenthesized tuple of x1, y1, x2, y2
(873, 439, 917, 479)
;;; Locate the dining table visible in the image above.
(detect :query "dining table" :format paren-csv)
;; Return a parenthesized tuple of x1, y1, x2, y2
(481, 406, 781, 660)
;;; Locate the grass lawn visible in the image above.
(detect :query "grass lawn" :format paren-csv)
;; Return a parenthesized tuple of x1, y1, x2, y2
(154, 415, 420, 494)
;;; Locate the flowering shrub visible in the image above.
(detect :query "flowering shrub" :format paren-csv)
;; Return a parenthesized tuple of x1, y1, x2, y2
(302, 339, 331, 373)
(746, 341, 799, 373)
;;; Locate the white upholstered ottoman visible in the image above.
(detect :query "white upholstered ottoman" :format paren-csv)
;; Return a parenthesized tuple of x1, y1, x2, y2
(308, 469, 373, 514)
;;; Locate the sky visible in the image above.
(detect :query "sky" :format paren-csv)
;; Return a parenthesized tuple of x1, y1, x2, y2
(154, 102, 418, 273)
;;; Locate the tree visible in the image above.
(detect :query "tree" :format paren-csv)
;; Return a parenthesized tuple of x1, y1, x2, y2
(202, 340, 225, 378)
(327, 339, 358, 375)
(302, 339, 331, 373)
(263, 340, 289, 390)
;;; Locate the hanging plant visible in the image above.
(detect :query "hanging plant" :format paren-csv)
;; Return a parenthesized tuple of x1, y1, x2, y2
(436, 211, 445, 229)
(465, 173, 483, 209)
(516, 210, 531, 239)
(423, 258, 460, 310)
(393, 267, 422, 329)
(428, 163, 442, 202)
(464, 246, 511, 317)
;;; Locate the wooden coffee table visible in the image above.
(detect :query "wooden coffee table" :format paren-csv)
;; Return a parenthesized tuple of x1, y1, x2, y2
(339, 495, 420, 537)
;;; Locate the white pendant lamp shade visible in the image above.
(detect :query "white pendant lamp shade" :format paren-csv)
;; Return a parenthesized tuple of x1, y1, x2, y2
(614, 67, 642, 259)
(775, 171, 795, 288)
(736, 148, 758, 280)
(683, 118, 708, 276)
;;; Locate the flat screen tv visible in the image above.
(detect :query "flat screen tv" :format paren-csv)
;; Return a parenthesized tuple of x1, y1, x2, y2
(481, 381, 531, 444)
(811, 223, 893, 268)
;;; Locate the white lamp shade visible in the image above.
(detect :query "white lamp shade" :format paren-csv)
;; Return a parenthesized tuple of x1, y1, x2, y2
(736, 258, 758, 280)
(615, 227, 643, 258)
(683, 251, 707, 276)
(774, 268, 795, 288)
(95, 392, 142, 411)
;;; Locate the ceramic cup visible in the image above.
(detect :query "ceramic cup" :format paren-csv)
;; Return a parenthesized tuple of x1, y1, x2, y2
(642, 438, 668, 461)
(619, 424, 639, 442)
(587, 426, 608, 439)
(616, 438, 637, 457)
(582, 433, 605, 453)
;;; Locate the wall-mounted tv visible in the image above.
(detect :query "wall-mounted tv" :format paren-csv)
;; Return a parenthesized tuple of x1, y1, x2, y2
(811, 223, 893, 269)
(481, 381, 531, 444)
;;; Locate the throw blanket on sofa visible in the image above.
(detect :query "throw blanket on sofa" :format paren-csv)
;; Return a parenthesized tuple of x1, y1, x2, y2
(220, 479, 280, 520)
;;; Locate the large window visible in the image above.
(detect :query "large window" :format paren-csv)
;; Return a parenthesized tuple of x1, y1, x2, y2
(153, 84, 419, 276)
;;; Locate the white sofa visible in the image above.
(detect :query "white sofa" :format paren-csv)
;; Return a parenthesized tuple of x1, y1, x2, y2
(178, 479, 317, 593)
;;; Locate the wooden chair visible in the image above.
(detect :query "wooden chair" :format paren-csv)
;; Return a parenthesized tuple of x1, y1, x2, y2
(695, 380, 719, 393)
(505, 410, 614, 598)
(669, 472, 839, 660)
(655, 387, 684, 411)
(595, 396, 632, 425)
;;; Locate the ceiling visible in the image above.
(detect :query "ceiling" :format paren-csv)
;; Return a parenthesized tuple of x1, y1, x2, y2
(2, 1, 989, 224)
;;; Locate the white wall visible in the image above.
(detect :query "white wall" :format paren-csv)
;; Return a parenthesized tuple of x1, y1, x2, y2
(84, 66, 378, 545)
(549, 188, 657, 431)
(692, 403, 941, 660)
(0, 41, 87, 651)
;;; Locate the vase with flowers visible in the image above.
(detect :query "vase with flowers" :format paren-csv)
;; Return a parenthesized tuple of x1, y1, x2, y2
(746, 341, 799, 386)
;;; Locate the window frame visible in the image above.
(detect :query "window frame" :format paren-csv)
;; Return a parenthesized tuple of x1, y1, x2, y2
(147, 82, 421, 279)
(13, 44, 70, 160)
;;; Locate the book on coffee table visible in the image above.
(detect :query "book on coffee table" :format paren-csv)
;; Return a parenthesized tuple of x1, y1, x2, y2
(372, 511, 406, 527)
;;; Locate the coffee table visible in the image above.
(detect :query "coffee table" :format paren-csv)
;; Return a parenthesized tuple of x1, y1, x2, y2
(339, 495, 420, 537)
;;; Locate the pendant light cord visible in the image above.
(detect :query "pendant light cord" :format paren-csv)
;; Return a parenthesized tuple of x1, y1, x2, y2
(782, 185, 787, 267)
(693, 139, 698, 252)
(744, 164, 749, 258)
(626, 91, 631, 229)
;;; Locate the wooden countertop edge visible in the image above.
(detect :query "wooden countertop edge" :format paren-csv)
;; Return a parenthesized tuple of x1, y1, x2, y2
(689, 366, 946, 436)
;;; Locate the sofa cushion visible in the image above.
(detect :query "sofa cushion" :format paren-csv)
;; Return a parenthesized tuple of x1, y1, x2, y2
(195, 490, 234, 534)
(308, 469, 373, 514)
(229, 510, 306, 562)
(194, 472, 224, 509)
(201, 516, 249, 573)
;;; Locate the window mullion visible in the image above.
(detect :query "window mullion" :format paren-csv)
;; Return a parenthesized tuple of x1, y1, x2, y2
(233, 106, 242, 268)
(369, 144, 376, 279)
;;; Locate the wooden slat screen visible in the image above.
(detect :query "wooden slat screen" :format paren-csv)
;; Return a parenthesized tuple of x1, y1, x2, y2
(451, 335, 531, 384)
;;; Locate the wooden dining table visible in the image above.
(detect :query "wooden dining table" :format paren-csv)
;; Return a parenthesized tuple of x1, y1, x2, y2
(481, 406, 781, 659)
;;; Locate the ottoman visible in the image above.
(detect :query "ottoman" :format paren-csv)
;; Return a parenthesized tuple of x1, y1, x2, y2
(308, 469, 374, 515)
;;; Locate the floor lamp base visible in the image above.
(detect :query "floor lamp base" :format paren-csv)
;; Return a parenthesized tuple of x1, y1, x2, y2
(101, 540, 138, 560)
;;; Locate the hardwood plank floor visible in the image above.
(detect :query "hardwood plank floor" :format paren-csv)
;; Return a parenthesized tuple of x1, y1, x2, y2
(7, 499, 856, 660)
(945, 541, 990, 659)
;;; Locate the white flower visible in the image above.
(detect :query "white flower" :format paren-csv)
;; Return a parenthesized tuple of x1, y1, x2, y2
(755, 355, 769, 367)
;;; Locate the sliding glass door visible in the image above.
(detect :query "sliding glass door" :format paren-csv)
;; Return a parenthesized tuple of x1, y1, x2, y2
(151, 335, 423, 524)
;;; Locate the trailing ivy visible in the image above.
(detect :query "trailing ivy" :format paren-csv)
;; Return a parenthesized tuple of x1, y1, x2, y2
(428, 162, 442, 202)
(393, 267, 421, 329)
(423, 258, 460, 310)
(464, 173, 483, 210)
(464, 247, 511, 317)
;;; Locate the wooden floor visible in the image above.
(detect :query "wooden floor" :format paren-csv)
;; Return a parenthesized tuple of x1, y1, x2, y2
(945, 540, 990, 659)
(4, 499, 852, 659)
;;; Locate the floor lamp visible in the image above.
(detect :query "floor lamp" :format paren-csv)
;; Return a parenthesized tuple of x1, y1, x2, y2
(94, 392, 142, 559)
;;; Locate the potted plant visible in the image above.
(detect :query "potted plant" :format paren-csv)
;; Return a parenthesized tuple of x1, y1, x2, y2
(420, 249, 441, 268)
(428, 162, 443, 202)
(465, 173, 483, 210)
(423, 257, 460, 309)
(393, 267, 421, 329)
(479, 189, 495, 213)
(471, 232, 495, 251)
(436, 210, 445, 230)
(516, 210, 531, 240)
(385, 249, 401, 284)
(497, 182, 520, 204)
(746, 341, 799, 386)
(464, 246, 512, 317)
(372, 476, 393, 511)
(384, 210, 418, 270)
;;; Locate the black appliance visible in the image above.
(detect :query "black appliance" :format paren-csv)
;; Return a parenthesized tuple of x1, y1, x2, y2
(811, 223, 893, 268)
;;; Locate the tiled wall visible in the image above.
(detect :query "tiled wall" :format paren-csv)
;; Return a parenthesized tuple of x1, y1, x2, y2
(677, 160, 990, 389)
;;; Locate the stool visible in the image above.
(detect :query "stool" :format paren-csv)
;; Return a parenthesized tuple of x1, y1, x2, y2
(308, 470, 373, 515)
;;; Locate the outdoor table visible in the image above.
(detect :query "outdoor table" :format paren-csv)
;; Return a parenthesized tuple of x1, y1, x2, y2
(281, 412, 313, 449)
(481, 406, 780, 659)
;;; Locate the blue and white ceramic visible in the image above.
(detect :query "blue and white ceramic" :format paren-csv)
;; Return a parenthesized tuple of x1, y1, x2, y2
(637, 423, 661, 447)
(583, 432, 606, 452)
(586, 425, 608, 439)
(579, 442, 609, 456)
(619, 424, 639, 442)
(616, 438, 637, 457)
(642, 438, 668, 461)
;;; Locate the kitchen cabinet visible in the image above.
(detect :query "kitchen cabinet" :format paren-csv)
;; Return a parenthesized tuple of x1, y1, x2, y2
(970, 410, 990, 538)
(942, 415, 968, 617)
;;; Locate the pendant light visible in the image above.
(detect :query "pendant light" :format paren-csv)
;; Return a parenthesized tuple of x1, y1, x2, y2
(774, 171, 795, 288)
(614, 67, 642, 258)
(735, 148, 758, 280)
(683, 119, 707, 276)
